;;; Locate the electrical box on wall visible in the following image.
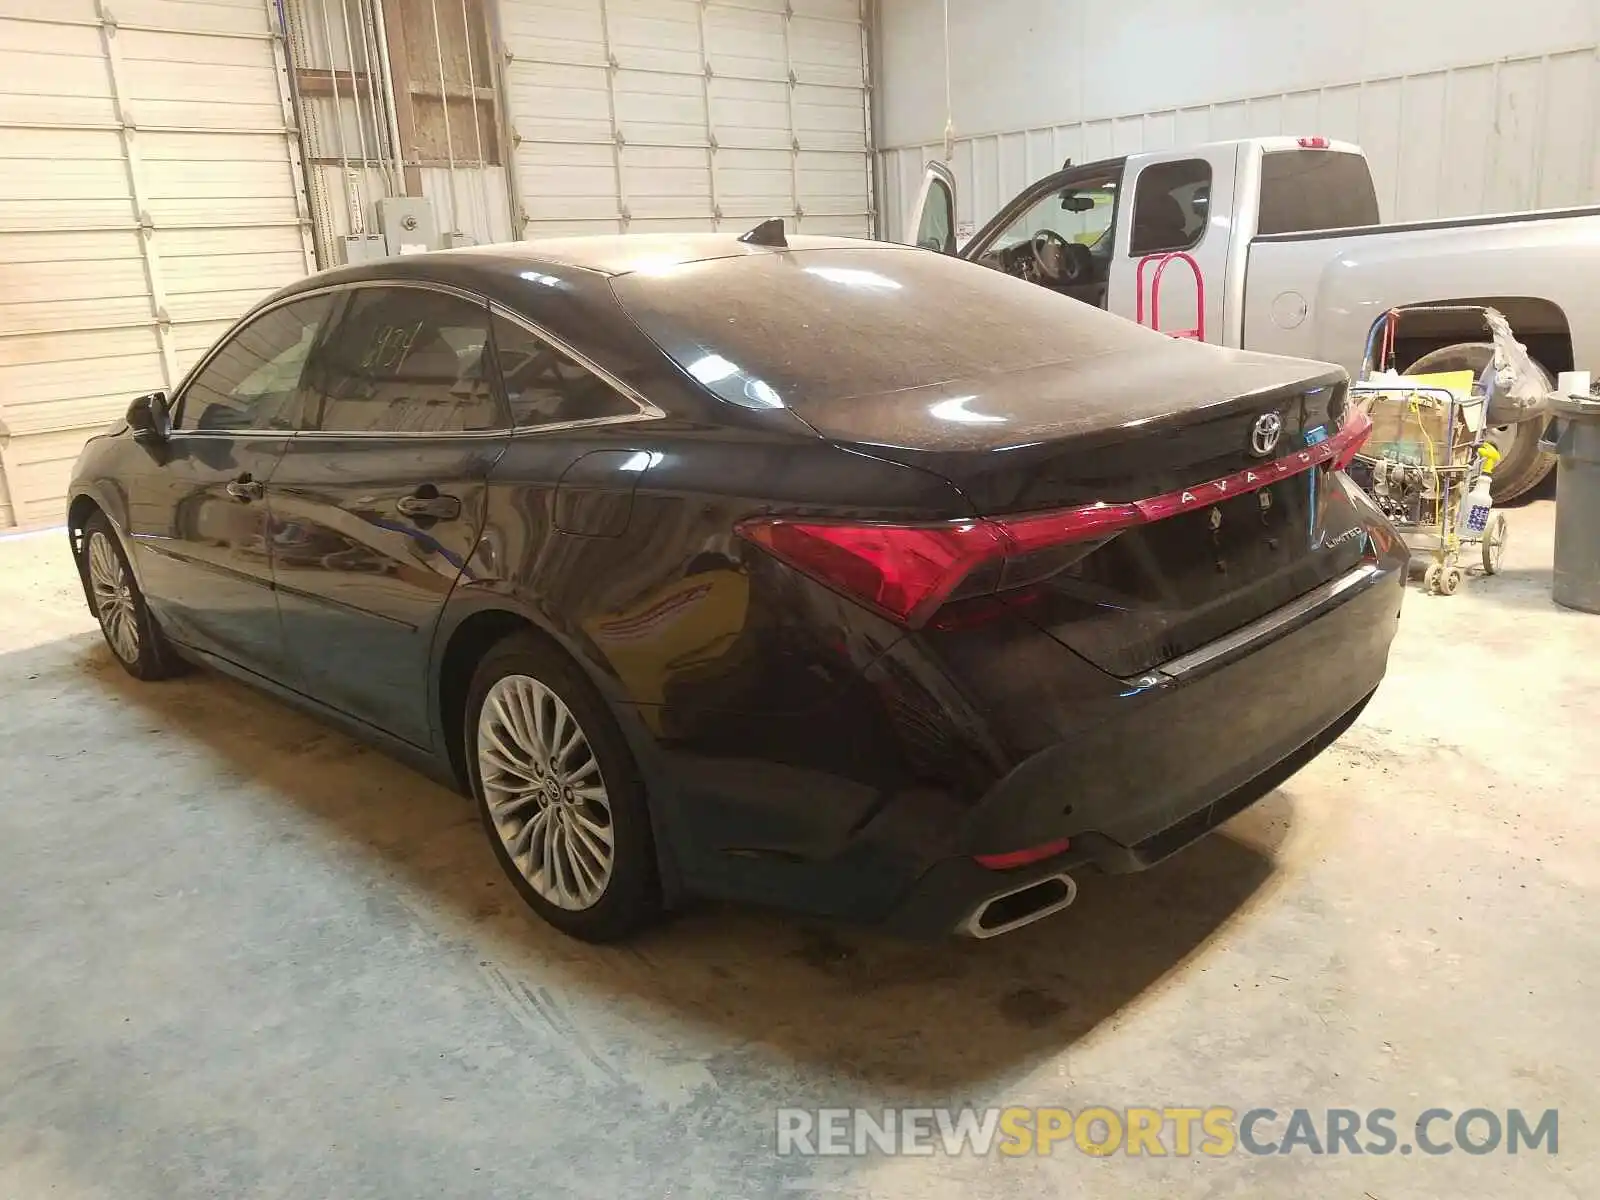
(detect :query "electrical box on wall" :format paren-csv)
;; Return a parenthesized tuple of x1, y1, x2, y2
(341, 235, 388, 264)
(379, 197, 439, 256)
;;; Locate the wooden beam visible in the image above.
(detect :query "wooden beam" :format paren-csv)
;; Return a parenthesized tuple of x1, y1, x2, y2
(295, 67, 379, 97)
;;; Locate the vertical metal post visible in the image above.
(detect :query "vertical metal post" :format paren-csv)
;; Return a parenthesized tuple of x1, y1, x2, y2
(315, 0, 355, 236)
(782, 1, 801, 229)
(695, 0, 719, 229)
(336, 0, 377, 233)
(459, 0, 492, 239)
(372, 0, 415, 193)
(356, 0, 396, 194)
(94, 0, 178, 389)
(859, 0, 877, 238)
(268, 0, 323, 271)
(597, 0, 627, 232)
(483, 0, 525, 237)
(428, 0, 463, 239)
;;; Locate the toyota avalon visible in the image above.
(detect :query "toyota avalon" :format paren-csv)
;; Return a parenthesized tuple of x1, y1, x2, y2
(67, 227, 1400, 942)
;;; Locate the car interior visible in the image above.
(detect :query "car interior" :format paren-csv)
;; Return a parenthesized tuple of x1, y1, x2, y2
(970, 167, 1123, 308)
(969, 160, 1213, 311)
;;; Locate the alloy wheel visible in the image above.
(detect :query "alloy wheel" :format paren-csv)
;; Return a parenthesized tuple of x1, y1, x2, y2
(88, 531, 140, 664)
(477, 674, 614, 911)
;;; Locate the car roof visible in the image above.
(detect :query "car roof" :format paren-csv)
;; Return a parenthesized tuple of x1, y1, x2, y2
(394, 231, 893, 278)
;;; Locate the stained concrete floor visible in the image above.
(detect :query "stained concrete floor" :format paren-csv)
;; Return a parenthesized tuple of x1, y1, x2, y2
(1, 499, 1595, 1199)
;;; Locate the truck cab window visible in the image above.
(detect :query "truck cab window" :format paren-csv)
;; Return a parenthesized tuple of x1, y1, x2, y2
(1257, 150, 1380, 235)
(1129, 159, 1213, 256)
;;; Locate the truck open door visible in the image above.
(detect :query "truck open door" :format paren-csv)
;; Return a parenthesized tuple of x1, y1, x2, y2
(904, 161, 959, 253)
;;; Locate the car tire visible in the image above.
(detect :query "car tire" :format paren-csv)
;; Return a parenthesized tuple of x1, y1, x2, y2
(464, 631, 662, 942)
(1403, 342, 1555, 503)
(80, 512, 184, 681)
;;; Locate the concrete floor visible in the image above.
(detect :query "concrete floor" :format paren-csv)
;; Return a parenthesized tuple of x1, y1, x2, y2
(1, 501, 1595, 1199)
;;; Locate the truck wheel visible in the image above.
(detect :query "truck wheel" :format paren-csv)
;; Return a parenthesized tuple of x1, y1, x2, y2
(1404, 342, 1555, 503)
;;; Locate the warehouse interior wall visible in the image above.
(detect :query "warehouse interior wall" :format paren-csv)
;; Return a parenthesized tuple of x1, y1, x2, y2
(875, 0, 1600, 240)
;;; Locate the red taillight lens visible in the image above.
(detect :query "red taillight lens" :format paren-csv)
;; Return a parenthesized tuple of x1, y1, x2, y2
(975, 837, 1072, 870)
(1332, 404, 1373, 470)
(737, 409, 1378, 628)
(734, 517, 1006, 627)
(1297, 136, 1331, 149)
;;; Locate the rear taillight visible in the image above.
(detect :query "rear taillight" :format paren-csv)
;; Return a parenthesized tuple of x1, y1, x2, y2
(733, 519, 1005, 628)
(736, 411, 1375, 628)
(1332, 404, 1373, 470)
(1297, 136, 1331, 149)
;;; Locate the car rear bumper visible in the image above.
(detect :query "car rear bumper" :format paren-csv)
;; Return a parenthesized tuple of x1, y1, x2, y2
(875, 556, 1402, 937)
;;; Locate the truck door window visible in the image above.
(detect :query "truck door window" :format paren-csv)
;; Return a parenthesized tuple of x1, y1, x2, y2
(1129, 159, 1212, 256)
(915, 178, 956, 253)
(1257, 150, 1380, 235)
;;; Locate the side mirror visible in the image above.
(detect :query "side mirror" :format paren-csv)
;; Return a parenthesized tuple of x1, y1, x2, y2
(127, 391, 171, 445)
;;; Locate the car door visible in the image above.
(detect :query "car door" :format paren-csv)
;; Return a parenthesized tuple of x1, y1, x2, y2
(131, 292, 335, 680)
(1105, 146, 1240, 344)
(904, 160, 959, 252)
(268, 283, 510, 747)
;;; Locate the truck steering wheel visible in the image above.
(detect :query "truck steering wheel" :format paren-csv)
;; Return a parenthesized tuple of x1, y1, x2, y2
(1030, 229, 1090, 285)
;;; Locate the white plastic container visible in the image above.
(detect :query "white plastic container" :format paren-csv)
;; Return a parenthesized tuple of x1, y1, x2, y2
(1460, 470, 1495, 536)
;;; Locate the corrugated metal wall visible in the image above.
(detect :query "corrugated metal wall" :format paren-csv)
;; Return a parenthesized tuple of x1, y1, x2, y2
(875, 0, 1600, 241)
(0, 0, 316, 530)
(501, 0, 873, 237)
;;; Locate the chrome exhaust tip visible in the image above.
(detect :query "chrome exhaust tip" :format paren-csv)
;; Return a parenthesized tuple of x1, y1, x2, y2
(959, 872, 1078, 939)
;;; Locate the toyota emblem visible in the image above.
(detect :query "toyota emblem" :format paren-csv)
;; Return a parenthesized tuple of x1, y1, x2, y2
(1250, 411, 1284, 457)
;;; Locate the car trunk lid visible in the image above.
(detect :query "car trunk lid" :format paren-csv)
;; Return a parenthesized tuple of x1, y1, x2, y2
(793, 344, 1371, 677)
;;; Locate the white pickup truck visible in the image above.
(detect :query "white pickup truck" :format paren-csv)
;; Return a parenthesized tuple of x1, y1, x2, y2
(903, 136, 1600, 499)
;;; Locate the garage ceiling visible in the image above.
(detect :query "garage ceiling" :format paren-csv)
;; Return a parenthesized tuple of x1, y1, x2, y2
(0, 0, 316, 530)
(500, 0, 873, 238)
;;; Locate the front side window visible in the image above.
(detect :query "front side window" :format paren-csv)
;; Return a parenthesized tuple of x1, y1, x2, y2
(1129, 158, 1212, 256)
(178, 294, 332, 432)
(491, 314, 640, 428)
(309, 288, 502, 433)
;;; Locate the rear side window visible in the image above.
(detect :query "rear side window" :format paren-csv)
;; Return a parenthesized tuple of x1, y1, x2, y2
(1129, 159, 1212, 256)
(490, 314, 640, 428)
(309, 288, 503, 433)
(1257, 151, 1380, 235)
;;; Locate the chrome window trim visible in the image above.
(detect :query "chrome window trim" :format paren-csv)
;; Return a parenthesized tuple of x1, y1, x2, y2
(167, 277, 664, 442)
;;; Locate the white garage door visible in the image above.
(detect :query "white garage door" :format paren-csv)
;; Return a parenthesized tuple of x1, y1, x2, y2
(0, 0, 316, 530)
(499, 0, 872, 239)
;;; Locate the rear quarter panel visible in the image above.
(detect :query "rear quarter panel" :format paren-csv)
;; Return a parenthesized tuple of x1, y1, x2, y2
(1243, 213, 1600, 372)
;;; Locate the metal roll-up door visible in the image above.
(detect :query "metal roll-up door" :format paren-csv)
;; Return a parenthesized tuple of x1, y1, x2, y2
(498, 0, 873, 239)
(0, 0, 316, 530)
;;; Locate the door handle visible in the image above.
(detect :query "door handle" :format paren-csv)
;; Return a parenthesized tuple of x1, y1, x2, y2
(396, 487, 461, 521)
(226, 475, 264, 503)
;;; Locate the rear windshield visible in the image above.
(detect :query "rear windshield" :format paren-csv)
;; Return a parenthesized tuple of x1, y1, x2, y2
(1257, 150, 1380, 235)
(609, 247, 1158, 411)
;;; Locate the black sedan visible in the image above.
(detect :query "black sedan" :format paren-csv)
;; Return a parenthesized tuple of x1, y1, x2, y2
(67, 228, 1403, 942)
